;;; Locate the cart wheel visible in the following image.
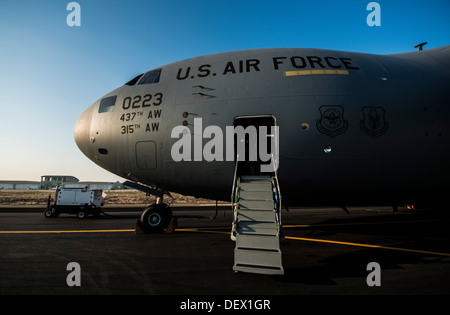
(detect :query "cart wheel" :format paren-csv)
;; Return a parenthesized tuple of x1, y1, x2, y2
(77, 210, 86, 219)
(44, 209, 54, 218)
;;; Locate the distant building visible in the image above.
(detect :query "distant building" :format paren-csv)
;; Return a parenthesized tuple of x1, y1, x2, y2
(0, 181, 40, 190)
(40, 175, 79, 190)
(0, 176, 127, 191)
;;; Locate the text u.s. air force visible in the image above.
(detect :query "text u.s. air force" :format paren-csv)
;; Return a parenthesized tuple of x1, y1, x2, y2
(176, 55, 360, 80)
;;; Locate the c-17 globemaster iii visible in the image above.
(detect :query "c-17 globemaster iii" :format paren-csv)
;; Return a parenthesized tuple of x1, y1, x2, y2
(74, 45, 450, 237)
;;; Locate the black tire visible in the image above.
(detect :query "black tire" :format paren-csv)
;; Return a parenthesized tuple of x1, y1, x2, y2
(44, 208, 54, 218)
(77, 210, 86, 219)
(140, 204, 172, 233)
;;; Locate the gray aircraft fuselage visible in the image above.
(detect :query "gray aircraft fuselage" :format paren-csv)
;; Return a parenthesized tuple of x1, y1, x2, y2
(74, 46, 450, 207)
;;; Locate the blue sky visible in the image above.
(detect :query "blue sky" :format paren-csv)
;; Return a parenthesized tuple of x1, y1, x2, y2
(0, 0, 449, 182)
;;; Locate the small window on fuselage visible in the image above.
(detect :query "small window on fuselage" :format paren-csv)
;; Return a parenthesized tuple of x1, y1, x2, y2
(98, 96, 117, 113)
(138, 69, 162, 85)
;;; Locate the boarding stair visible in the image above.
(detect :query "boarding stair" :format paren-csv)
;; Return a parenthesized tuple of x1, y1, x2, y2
(231, 158, 284, 275)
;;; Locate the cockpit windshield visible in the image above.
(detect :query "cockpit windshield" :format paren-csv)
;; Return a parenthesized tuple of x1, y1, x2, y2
(124, 74, 144, 86)
(138, 69, 162, 85)
(124, 68, 162, 86)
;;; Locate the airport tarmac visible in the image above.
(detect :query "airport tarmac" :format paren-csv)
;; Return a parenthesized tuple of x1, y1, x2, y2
(0, 205, 449, 299)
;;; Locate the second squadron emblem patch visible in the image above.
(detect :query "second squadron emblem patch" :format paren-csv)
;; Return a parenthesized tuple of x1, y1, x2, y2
(360, 106, 389, 138)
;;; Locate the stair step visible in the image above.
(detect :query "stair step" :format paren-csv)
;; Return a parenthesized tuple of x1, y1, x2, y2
(236, 234, 280, 251)
(237, 221, 279, 236)
(234, 248, 283, 270)
(241, 175, 271, 182)
(239, 190, 273, 201)
(232, 174, 283, 275)
(239, 199, 274, 210)
(233, 264, 284, 275)
(237, 209, 276, 222)
(240, 181, 272, 192)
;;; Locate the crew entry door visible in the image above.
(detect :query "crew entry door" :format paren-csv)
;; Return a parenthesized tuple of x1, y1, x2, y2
(233, 116, 277, 176)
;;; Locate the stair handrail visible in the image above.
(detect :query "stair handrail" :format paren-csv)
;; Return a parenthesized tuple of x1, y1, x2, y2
(270, 154, 281, 204)
(231, 154, 240, 204)
(230, 154, 240, 240)
(270, 154, 282, 231)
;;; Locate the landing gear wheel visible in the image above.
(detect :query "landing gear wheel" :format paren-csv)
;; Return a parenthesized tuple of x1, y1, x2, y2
(140, 204, 172, 233)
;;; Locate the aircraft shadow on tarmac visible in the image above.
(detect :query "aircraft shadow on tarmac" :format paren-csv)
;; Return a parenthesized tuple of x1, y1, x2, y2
(278, 246, 449, 287)
(291, 209, 450, 239)
(279, 210, 450, 288)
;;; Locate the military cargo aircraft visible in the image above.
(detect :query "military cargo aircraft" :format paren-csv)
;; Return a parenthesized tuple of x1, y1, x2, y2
(74, 45, 450, 233)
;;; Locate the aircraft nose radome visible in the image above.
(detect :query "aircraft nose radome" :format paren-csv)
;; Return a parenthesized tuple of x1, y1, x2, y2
(73, 106, 93, 158)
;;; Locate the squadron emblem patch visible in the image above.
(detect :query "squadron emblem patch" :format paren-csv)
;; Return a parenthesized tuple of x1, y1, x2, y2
(360, 106, 389, 138)
(316, 105, 349, 137)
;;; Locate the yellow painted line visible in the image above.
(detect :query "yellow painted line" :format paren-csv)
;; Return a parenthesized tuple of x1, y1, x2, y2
(176, 228, 230, 235)
(283, 219, 445, 229)
(285, 69, 349, 77)
(173, 228, 450, 257)
(177, 228, 450, 257)
(283, 224, 313, 228)
(0, 228, 227, 235)
(0, 229, 134, 234)
(285, 236, 450, 257)
(3, 226, 449, 257)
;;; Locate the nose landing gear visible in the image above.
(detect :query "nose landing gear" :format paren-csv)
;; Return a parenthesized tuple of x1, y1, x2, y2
(139, 203, 173, 233)
(123, 181, 175, 234)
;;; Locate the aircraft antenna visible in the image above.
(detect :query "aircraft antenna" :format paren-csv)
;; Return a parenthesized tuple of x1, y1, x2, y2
(414, 42, 428, 51)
